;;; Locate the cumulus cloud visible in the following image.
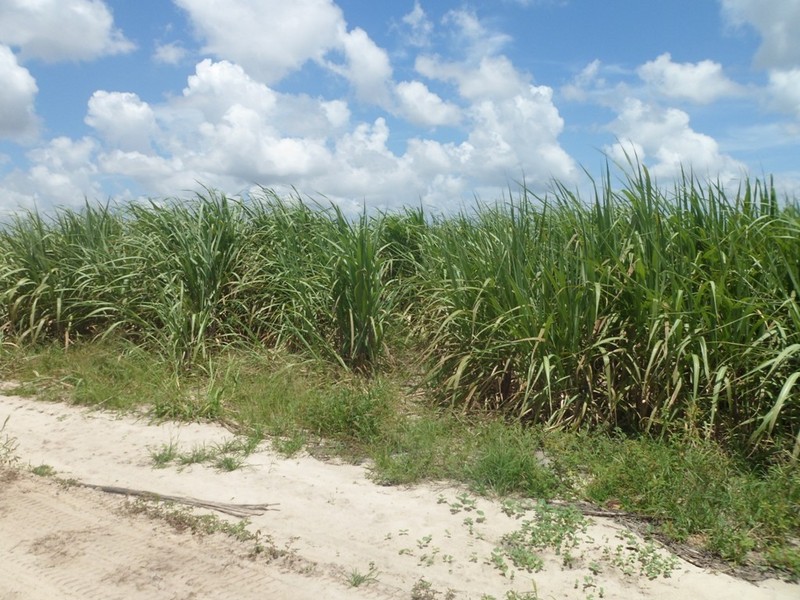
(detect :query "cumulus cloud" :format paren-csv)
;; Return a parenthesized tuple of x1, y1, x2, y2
(395, 80, 461, 126)
(0, 5, 582, 213)
(0, 137, 103, 211)
(417, 55, 529, 101)
(87, 50, 575, 210)
(174, 0, 344, 83)
(180, 59, 278, 122)
(463, 86, 574, 181)
(176, 0, 396, 107)
(767, 68, 800, 118)
(606, 98, 744, 181)
(564, 54, 742, 107)
(637, 53, 742, 104)
(86, 91, 158, 152)
(328, 27, 394, 105)
(721, 0, 800, 69)
(0, 45, 38, 140)
(86, 59, 338, 196)
(0, 0, 133, 63)
(414, 15, 576, 185)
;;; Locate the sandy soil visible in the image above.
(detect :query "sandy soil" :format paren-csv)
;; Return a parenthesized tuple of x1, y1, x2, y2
(1, 390, 797, 600)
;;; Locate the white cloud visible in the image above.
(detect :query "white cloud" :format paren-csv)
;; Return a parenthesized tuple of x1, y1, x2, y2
(176, 0, 395, 108)
(180, 59, 278, 121)
(89, 59, 347, 195)
(0, 137, 102, 211)
(561, 60, 604, 102)
(401, 2, 433, 47)
(767, 68, 800, 118)
(193, 104, 333, 181)
(320, 100, 350, 129)
(395, 80, 461, 127)
(464, 86, 575, 181)
(637, 53, 742, 104)
(153, 41, 187, 65)
(0, 0, 133, 63)
(443, 9, 511, 59)
(417, 55, 529, 101)
(721, 0, 800, 69)
(410, 9, 576, 186)
(564, 55, 742, 107)
(329, 27, 393, 105)
(174, 0, 344, 83)
(80, 54, 575, 211)
(0, 45, 38, 140)
(606, 98, 744, 181)
(0, 0, 584, 215)
(86, 91, 157, 152)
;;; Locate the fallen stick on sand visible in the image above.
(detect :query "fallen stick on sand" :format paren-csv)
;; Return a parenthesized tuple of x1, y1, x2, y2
(76, 482, 279, 518)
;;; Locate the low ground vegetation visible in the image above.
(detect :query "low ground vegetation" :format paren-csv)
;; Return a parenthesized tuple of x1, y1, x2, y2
(0, 164, 798, 578)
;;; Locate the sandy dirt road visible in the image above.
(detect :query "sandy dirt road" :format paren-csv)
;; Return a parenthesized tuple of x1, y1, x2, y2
(1, 391, 797, 599)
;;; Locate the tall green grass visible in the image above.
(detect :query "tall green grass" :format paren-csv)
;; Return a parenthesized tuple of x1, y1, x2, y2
(418, 169, 800, 458)
(0, 165, 797, 460)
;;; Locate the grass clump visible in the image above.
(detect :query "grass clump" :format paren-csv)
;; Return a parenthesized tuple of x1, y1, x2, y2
(31, 464, 56, 477)
(346, 561, 380, 587)
(544, 430, 800, 574)
(149, 434, 264, 472)
(464, 422, 559, 497)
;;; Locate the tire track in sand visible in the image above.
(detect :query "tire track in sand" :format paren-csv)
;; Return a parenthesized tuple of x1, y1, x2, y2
(0, 471, 399, 600)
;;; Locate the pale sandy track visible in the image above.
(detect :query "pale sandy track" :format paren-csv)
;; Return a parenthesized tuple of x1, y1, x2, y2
(0, 471, 376, 600)
(1, 391, 797, 599)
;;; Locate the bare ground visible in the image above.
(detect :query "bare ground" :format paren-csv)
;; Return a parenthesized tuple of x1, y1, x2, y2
(1, 391, 797, 599)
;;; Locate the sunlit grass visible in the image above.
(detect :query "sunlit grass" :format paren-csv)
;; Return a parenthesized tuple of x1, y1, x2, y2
(1, 165, 797, 457)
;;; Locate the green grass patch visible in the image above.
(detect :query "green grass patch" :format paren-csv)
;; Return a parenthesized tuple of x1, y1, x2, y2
(0, 338, 178, 412)
(464, 422, 560, 497)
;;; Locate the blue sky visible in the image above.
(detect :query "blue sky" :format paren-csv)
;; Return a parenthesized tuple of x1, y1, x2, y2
(0, 0, 798, 214)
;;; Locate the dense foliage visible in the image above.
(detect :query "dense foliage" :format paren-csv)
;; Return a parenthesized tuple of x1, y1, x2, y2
(1, 167, 798, 460)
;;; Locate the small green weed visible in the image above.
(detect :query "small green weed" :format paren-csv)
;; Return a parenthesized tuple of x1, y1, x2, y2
(411, 578, 457, 600)
(151, 391, 222, 421)
(176, 444, 215, 466)
(31, 464, 56, 477)
(149, 436, 257, 472)
(150, 441, 179, 468)
(465, 423, 558, 497)
(501, 499, 535, 519)
(499, 501, 588, 571)
(302, 385, 388, 444)
(271, 431, 306, 456)
(347, 562, 379, 587)
(214, 454, 245, 472)
(488, 547, 511, 577)
(448, 492, 478, 514)
(603, 531, 678, 579)
(765, 547, 800, 582)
